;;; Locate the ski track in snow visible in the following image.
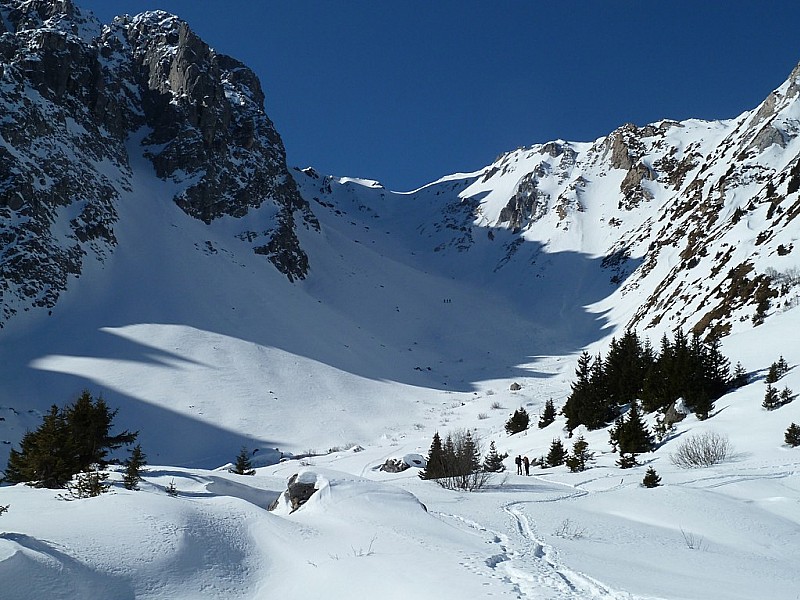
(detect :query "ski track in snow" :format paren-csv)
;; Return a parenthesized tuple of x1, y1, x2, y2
(432, 502, 659, 600)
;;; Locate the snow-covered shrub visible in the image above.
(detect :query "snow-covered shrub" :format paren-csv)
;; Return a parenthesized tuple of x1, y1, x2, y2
(670, 431, 732, 468)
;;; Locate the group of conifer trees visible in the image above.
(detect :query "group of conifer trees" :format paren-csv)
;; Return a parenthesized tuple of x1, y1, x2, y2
(3, 390, 145, 493)
(563, 329, 737, 431)
(419, 429, 504, 490)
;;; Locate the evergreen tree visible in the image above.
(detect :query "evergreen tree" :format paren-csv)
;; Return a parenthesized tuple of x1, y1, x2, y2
(616, 452, 638, 469)
(122, 444, 147, 490)
(545, 438, 566, 468)
(482, 441, 506, 472)
(642, 466, 662, 488)
(538, 398, 556, 429)
(780, 387, 794, 407)
(609, 402, 654, 456)
(785, 423, 800, 447)
(776, 356, 790, 378)
(165, 479, 178, 497)
(604, 330, 647, 407)
(564, 435, 594, 472)
(731, 362, 749, 388)
(5, 405, 76, 488)
(64, 391, 138, 470)
(232, 447, 256, 475)
(563, 351, 593, 432)
(458, 430, 482, 476)
(443, 434, 457, 470)
(4, 392, 137, 489)
(763, 384, 780, 410)
(505, 408, 530, 435)
(420, 432, 446, 480)
(765, 363, 780, 384)
(66, 465, 109, 499)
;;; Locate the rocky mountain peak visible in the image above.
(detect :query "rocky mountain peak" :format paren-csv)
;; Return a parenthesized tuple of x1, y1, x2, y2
(0, 1, 315, 327)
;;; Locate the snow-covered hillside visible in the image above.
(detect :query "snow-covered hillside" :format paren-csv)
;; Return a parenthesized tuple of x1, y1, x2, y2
(1, 1, 799, 599)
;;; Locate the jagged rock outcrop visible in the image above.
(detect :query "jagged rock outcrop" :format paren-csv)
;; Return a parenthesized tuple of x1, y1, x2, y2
(268, 472, 319, 512)
(0, 0, 315, 326)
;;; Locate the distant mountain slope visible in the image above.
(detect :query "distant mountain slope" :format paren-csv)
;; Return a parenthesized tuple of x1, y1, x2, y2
(300, 61, 800, 341)
(1, 0, 800, 468)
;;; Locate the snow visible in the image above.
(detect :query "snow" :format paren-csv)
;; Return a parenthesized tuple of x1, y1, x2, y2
(1, 134, 799, 596)
(1, 30, 800, 600)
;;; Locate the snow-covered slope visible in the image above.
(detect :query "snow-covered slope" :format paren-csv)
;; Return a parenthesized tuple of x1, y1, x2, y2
(1, 1, 799, 599)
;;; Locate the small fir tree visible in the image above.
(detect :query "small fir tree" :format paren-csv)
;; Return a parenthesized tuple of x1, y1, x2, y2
(232, 447, 256, 475)
(763, 384, 780, 410)
(785, 423, 800, 447)
(482, 441, 506, 473)
(538, 398, 556, 429)
(420, 432, 446, 480)
(459, 430, 482, 475)
(66, 465, 110, 499)
(731, 362, 749, 388)
(122, 444, 147, 490)
(165, 479, 178, 497)
(642, 466, 662, 488)
(776, 356, 789, 379)
(780, 387, 794, 407)
(617, 452, 638, 469)
(545, 438, 566, 468)
(609, 402, 654, 457)
(505, 408, 530, 435)
(0, 505, 8, 516)
(564, 435, 594, 472)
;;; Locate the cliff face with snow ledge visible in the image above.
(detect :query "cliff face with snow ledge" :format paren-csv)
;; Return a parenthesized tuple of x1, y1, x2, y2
(0, 0, 314, 327)
(1, 0, 800, 343)
(299, 62, 800, 340)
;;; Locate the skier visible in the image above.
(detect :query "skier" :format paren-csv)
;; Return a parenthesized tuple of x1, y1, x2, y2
(515, 455, 523, 475)
(523, 455, 530, 476)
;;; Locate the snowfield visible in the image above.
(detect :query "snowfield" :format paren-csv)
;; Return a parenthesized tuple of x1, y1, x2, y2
(2, 12, 800, 597)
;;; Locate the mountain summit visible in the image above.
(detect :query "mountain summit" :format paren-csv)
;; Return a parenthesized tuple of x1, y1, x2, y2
(0, 0, 315, 327)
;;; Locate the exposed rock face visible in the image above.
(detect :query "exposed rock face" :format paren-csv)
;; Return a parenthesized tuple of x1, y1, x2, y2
(268, 472, 318, 512)
(0, 1, 315, 326)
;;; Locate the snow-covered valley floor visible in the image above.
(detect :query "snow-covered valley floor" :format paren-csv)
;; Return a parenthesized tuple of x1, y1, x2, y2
(2, 347, 798, 600)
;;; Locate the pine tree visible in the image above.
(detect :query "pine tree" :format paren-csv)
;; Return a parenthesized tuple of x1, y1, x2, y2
(122, 444, 147, 490)
(763, 384, 780, 410)
(232, 447, 256, 475)
(420, 432, 444, 479)
(5, 405, 76, 488)
(482, 441, 506, 472)
(785, 423, 800, 447)
(563, 351, 593, 431)
(165, 479, 178, 497)
(64, 391, 138, 471)
(642, 466, 662, 487)
(775, 356, 789, 379)
(609, 402, 654, 456)
(538, 398, 556, 429)
(780, 387, 794, 407)
(4, 393, 137, 489)
(545, 439, 566, 467)
(564, 435, 594, 472)
(765, 362, 780, 384)
(458, 430, 482, 476)
(731, 362, 749, 388)
(617, 452, 638, 468)
(66, 465, 109, 498)
(505, 408, 530, 435)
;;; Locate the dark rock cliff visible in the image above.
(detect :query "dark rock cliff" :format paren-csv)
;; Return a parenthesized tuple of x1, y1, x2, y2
(0, 0, 315, 326)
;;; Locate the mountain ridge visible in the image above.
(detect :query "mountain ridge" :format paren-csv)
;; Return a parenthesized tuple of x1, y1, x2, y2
(1, 0, 800, 464)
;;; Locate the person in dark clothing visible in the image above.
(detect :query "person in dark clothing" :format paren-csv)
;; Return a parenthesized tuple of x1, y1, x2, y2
(515, 455, 523, 475)
(523, 455, 530, 476)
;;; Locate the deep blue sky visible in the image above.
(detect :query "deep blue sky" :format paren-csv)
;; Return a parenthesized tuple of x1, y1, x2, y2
(80, 1, 800, 191)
